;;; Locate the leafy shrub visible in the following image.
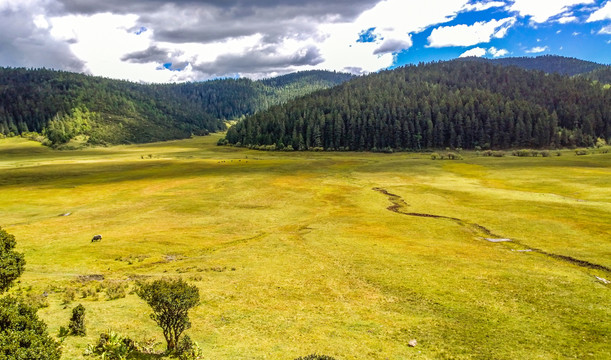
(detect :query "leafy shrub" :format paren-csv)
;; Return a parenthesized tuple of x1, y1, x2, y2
(430, 152, 440, 160)
(0, 296, 62, 360)
(62, 287, 76, 304)
(575, 149, 589, 155)
(512, 149, 532, 157)
(492, 151, 505, 157)
(69, 304, 86, 336)
(84, 330, 136, 360)
(540, 150, 551, 157)
(177, 335, 203, 360)
(445, 152, 463, 160)
(0, 226, 26, 293)
(105, 281, 127, 300)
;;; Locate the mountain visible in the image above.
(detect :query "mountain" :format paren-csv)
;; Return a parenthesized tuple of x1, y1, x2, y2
(164, 70, 354, 121)
(0, 68, 353, 145)
(461, 55, 610, 81)
(224, 60, 610, 151)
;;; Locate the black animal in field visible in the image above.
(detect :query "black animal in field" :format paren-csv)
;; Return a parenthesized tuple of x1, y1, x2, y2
(91, 234, 102, 242)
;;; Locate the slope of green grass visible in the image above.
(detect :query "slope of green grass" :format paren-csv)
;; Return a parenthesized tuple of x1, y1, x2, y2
(0, 136, 609, 359)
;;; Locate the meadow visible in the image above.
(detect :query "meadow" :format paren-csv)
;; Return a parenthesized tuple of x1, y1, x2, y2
(0, 134, 609, 359)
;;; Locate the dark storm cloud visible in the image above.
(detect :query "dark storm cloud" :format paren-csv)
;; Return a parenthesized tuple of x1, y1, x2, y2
(373, 39, 412, 55)
(0, 4, 85, 72)
(55, 0, 378, 44)
(121, 45, 173, 63)
(193, 45, 323, 76)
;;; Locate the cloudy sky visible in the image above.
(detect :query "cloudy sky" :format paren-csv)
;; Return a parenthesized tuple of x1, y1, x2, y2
(1, 0, 610, 82)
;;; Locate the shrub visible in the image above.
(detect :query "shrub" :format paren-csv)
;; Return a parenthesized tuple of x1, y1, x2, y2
(540, 150, 551, 157)
(177, 335, 203, 360)
(136, 278, 200, 352)
(575, 149, 589, 156)
(492, 151, 505, 157)
(105, 281, 127, 300)
(62, 287, 76, 304)
(84, 330, 136, 360)
(0, 296, 62, 360)
(69, 304, 86, 336)
(430, 152, 440, 160)
(512, 149, 531, 157)
(0, 226, 26, 293)
(445, 152, 463, 160)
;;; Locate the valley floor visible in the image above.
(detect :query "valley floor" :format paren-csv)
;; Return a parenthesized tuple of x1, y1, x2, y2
(0, 135, 609, 359)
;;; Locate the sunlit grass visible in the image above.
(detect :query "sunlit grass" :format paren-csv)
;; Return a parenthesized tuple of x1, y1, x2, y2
(1, 135, 609, 359)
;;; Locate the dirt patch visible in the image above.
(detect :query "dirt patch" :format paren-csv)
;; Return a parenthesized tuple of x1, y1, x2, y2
(76, 274, 104, 282)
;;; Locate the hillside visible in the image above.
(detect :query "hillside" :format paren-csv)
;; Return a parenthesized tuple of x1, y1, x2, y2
(224, 60, 611, 151)
(0, 68, 353, 145)
(486, 55, 608, 76)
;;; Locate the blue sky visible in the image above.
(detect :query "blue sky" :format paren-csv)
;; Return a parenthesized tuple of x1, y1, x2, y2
(393, 1, 611, 66)
(0, 0, 609, 82)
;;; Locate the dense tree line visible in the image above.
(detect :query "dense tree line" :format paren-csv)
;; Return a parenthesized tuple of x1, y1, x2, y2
(477, 55, 609, 78)
(0, 68, 224, 144)
(163, 70, 354, 121)
(225, 60, 610, 151)
(0, 68, 352, 145)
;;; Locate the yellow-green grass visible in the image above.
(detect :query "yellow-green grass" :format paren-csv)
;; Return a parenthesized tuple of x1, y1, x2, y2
(0, 135, 609, 359)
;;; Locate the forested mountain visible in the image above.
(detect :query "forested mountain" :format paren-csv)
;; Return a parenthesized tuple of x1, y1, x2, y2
(0, 68, 352, 145)
(464, 55, 610, 78)
(164, 70, 354, 121)
(224, 60, 610, 151)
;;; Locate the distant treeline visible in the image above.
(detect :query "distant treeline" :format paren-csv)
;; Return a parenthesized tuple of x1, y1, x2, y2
(224, 60, 611, 151)
(0, 68, 352, 145)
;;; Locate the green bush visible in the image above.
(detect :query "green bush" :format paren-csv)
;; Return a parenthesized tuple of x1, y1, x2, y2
(69, 304, 86, 336)
(177, 335, 203, 360)
(105, 282, 127, 300)
(512, 149, 532, 157)
(575, 149, 589, 155)
(0, 296, 62, 360)
(445, 152, 463, 160)
(430, 152, 440, 160)
(0, 226, 26, 293)
(84, 330, 136, 360)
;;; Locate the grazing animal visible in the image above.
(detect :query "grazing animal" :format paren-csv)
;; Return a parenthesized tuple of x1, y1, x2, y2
(91, 234, 102, 242)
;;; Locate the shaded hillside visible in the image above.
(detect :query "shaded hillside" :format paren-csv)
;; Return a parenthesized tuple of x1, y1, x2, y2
(224, 61, 610, 151)
(0, 68, 223, 144)
(165, 70, 354, 121)
(0, 68, 352, 145)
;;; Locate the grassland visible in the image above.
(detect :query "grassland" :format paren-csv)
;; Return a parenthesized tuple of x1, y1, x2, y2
(0, 135, 609, 359)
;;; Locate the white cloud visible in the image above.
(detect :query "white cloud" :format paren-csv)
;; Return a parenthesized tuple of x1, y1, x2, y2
(526, 46, 549, 53)
(427, 17, 516, 47)
(462, 1, 506, 12)
(557, 15, 578, 23)
(599, 25, 611, 34)
(587, 1, 611, 22)
(459, 47, 487, 57)
(508, 0, 594, 23)
(488, 46, 508, 57)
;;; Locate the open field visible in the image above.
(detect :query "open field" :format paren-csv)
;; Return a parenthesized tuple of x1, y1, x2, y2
(1, 135, 610, 359)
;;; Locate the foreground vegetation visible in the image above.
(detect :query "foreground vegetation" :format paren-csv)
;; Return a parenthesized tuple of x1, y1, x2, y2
(0, 135, 609, 359)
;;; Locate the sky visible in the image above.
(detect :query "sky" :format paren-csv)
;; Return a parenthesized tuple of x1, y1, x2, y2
(0, 0, 610, 83)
